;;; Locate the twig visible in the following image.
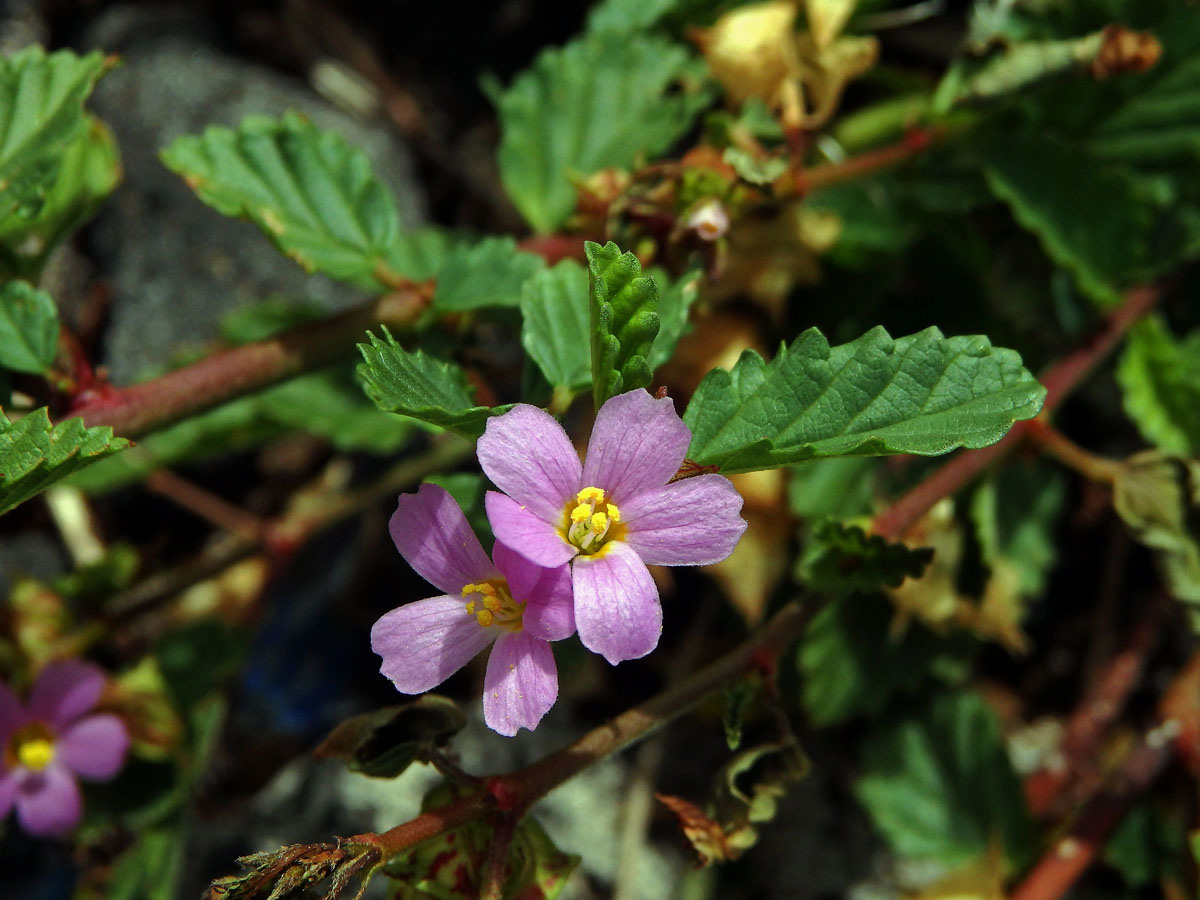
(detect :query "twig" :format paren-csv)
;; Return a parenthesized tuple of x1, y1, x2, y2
(479, 815, 518, 900)
(357, 602, 807, 861)
(1009, 719, 1177, 900)
(1024, 421, 1122, 485)
(144, 469, 269, 540)
(788, 127, 945, 195)
(1025, 592, 1171, 817)
(872, 284, 1159, 539)
(69, 288, 429, 438)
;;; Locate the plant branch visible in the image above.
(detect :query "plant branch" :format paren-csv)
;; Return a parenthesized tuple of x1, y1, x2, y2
(872, 284, 1159, 539)
(362, 601, 807, 861)
(787, 126, 946, 195)
(68, 287, 430, 438)
(1024, 421, 1122, 485)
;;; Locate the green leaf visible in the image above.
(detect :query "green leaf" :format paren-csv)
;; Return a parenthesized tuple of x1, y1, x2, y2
(0, 117, 121, 281)
(425, 473, 493, 547)
(0, 47, 109, 221)
(384, 783, 579, 900)
(647, 266, 700, 372)
(1104, 802, 1186, 889)
(586, 0, 679, 33)
(981, 135, 1154, 307)
(487, 32, 710, 233)
(0, 408, 130, 516)
(161, 113, 404, 290)
(856, 690, 1034, 866)
(432, 235, 544, 312)
(102, 826, 186, 900)
(970, 461, 1066, 596)
(799, 521, 933, 595)
(1112, 451, 1200, 612)
(356, 327, 507, 436)
(683, 326, 1046, 474)
(520, 259, 592, 392)
(314, 697, 467, 779)
(788, 456, 879, 521)
(381, 226, 466, 282)
(0, 280, 58, 373)
(799, 594, 969, 727)
(1117, 315, 1200, 457)
(587, 241, 660, 408)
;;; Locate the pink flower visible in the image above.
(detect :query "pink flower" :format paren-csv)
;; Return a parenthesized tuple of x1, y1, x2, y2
(371, 483, 575, 736)
(0, 661, 130, 837)
(478, 389, 748, 665)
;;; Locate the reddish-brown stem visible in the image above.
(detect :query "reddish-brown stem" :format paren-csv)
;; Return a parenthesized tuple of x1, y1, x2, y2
(479, 815, 518, 900)
(369, 601, 807, 859)
(1009, 720, 1177, 900)
(872, 284, 1160, 539)
(788, 126, 945, 195)
(68, 288, 429, 438)
(1024, 420, 1122, 485)
(144, 469, 268, 539)
(1025, 592, 1171, 816)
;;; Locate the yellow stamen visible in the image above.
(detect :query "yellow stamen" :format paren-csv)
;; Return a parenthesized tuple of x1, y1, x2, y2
(606, 503, 621, 523)
(571, 503, 592, 524)
(17, 737, 55, 772)
(591, 512, 609, 534)
(476, 609, 495, 627)
(465, 600, 476, 615)
(577, 487, 606, 504)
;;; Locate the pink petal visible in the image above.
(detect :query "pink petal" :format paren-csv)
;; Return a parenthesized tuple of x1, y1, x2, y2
(0, 772, 15, 821)
(494, 544, 576, 641)
(477, 404, 582, 521)
(572, 542, 662, 664)
(371, 595, 496, 695)
(485, 492, 577, 568)
(56, 714, 129, 781)
(483, 632, 558, 736)
(28, 661, 105, 728)
(0, 680, 27, 744)
(622, 474, 748, 565)
(14, 764, 81, 837)
(581, 390, 692, 502)
(390, 484, 497, 594)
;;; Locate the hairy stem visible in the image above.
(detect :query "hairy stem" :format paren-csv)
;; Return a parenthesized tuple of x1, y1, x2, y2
(367, 601, 807, 860)
(69, 287, 429, 438)
(872, 284, 1159, 539)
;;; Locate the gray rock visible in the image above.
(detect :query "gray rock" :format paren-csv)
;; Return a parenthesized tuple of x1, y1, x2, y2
(82, 6, 426, 383)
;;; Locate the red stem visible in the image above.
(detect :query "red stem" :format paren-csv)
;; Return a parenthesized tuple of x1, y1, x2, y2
(872, 284, 1159, 539)
(68, 288, 429, 438)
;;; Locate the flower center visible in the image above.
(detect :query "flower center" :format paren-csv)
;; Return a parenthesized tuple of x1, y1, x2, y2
(565, 486, 623, 554)
(462, 580, 524, 632)
(6, 722, 56, 772)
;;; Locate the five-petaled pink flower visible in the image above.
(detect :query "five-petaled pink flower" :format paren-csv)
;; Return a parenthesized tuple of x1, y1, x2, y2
(478, 389, 747, 665)
(0, 661, 130, 837)
(371, 483, 575, 736)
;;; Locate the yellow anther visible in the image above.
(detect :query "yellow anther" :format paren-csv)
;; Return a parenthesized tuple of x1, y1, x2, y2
(478, 583, 497, 596)
(591, 512, 609, 534)
(17, 737, 54, 772)
(571, 503, 592, 524)
(484, 595, 502, 612)
(461, 583, 478, 597)
(465, 600, 476, 615)
(606, 503, 621, 523)
(477, 609, 495, 628)
(577, 487, 606, 504)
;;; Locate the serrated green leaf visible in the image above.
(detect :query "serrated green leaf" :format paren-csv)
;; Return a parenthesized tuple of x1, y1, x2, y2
(856, 690, 1033, 867)
(799, 594, 969, 727)
(587, 241, 660, 408)
(0, 280, 58, 373)
(1117, 315, 1200, 457)
(432, 235, 544, 312)
(356, 327, 507, 436)
(0, 117, 121, 281)
(0, 47, 109, 222)
(799, 520, 933, 595)
(161, 113, 404, 290)
(683, 325, 1045, 474)
(380, 226, 466, 282)
(0, 408, 130, 515)
(487, 32, 711, 233)
(981, 135, 1154, 307)
(520, 259, 592, 392)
